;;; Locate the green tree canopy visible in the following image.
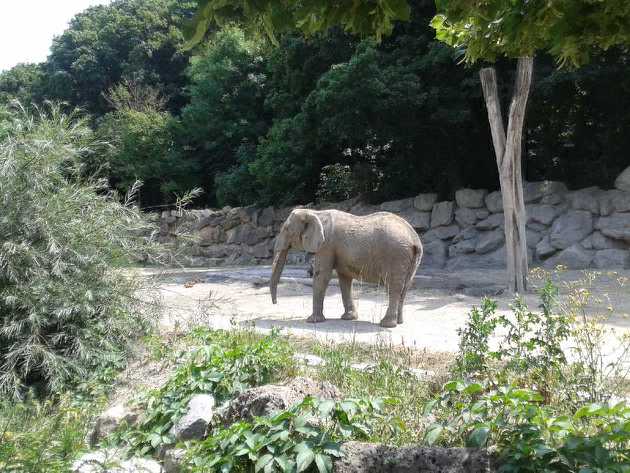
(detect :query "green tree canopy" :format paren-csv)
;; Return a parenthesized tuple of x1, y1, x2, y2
(432, 0, 630, 66)
(46, 0, 196, 115)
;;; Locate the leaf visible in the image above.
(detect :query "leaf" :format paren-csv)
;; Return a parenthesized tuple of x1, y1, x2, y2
(296, 448, 315, 472)
(315, 453, 333, 473)
(467, 426, 490, 447)
(424, 425, 443, 445)
(423, 400, 438, 416)
(462, 383, 483, 395)
(317, 399, 336, 418)
(275, 455, 293, 472)
(255, 453, 274, 472)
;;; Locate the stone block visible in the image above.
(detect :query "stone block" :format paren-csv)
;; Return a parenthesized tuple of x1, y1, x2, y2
(424, 224, 460, 241)
(455, 188, 487, 208)
(526, 204, 558, 226)
(536, 236, 556, 259)
(595, 212, 630, 242)
(198, 225, 224, 246)
(413, 193, 438, 211)
(524, 181, 568, 203)
(550, 211, 593, 249)
(475, 229, 505, 254)
(380, 198, 413, 212)
(422, 240, 447, 268)
(446, 246, 506, 270)
(88, 404, 140, 447)
(526, 229, 542, 249)
(485, 191, 503, 213)
(593, 249, 630, 269)
(476, 213, 504, 230)
(431, 201, 454, 227)
(169, 394, 215, 442)
(615, 165, 630, 191)
(334, 442, 494, 473)
(544, 244, 594, 270)
(567, 187, 602, 214)
(258, 207, 275, 226)
(591, 231, 627, 250)
(454, 208, 477, 227)
(611, 191, 630, 213)
(448, 238, 477, 257)
(399, 208, 431, 231)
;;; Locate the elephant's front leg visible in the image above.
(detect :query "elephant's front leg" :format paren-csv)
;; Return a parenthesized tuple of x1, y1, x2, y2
(306, 254, 333, 323)
(339, 274, 358, 320)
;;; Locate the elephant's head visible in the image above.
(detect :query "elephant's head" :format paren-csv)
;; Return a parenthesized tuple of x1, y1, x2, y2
(270, 209, 325, 304)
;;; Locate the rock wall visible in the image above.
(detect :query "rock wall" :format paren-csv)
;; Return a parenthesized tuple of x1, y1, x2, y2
(158, 177, 630, 270)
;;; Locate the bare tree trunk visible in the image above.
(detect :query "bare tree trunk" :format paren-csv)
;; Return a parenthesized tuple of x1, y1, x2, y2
(480, 57, 534, 294)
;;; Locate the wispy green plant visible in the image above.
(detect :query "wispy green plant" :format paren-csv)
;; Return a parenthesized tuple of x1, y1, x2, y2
(0, 103, 163, 398)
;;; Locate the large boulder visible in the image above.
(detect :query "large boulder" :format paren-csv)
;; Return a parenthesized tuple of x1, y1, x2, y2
(526, 229, 543, 249)
(485, 191, 503, 213)
(455, 189, 487, 208)
(88, 404, 140, 447)
(476, 213, 504, 231)
(475, 229, 505, 254)
(536, 236, 556, 259)
(615, 165, 630, 191)
(431, 201, 455, 227)
(423, 225, 460, 241)
(611, 191, 630, 213)
(399, 208, 431, 231)
(454, 208, 478, 227)
(169, 394, 215, 442)
(414, 193, 438, 211)
(258, 207, 275, 226)
(446, 246, 506, 270)
(198, 225, 224, 246)
(163, 449, 186, 473)
(567, 187, 601, 214)
(596, 213, 630, 242)
(334, 442, 494, 473)
(219, 377, 341, 425)
(380, 198, 413, 213)
(72, 451, 163, 473)
(524, 181, 568, 203)
(593, 249, 630, 269)
(549, 211, 593, 249)
(591, 231, 628, 250)
(422, 240, 448, 268)
(449, 238, 477, 257)
(544, 244, 594, 270)
(226, 223, 271, 245)
(526, 204, 558, 226)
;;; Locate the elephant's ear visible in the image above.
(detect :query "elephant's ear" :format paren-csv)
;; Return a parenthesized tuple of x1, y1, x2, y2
(301, 211, 325, 253)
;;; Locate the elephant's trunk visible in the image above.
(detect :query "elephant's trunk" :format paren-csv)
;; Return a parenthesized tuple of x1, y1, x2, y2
(270, 248, 289, 304)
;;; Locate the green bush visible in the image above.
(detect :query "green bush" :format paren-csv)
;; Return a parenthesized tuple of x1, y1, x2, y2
(189, 396, 391, 473)
(114, 329, 296, 454)
(0, 104, 158, 398)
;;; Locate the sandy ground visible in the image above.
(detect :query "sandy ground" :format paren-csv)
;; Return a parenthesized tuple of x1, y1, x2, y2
(141, 266, 630, 361)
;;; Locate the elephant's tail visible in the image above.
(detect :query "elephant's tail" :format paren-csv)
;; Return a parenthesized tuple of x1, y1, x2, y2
(401, 242, 422, 297)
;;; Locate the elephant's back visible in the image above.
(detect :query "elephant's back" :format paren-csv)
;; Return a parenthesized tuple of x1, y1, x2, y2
(332, 211, 421, 281)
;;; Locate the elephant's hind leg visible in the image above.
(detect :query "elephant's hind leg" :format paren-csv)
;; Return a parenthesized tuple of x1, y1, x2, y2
(339, 274, 358, 320)
(380, 276, 404, 328)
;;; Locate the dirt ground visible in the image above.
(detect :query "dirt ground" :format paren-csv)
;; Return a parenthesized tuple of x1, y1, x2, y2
(141, 265, 630, 360)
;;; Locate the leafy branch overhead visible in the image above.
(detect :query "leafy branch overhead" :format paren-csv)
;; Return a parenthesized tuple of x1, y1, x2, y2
(185, 0, 412, 47)
(431, 0, 630, 67)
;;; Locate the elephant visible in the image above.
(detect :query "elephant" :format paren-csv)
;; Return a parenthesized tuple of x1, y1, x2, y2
(270, 208, 423, 327)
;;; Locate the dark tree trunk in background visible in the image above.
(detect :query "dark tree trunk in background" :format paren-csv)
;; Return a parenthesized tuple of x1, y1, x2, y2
(480, 57, 534, 294)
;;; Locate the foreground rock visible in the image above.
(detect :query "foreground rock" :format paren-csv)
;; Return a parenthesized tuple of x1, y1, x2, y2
(72, 450, 163, 473)
(335, 442, 494, 473)
(88, 404, 141, 447)
(169, 394, 215, 441)
(615, 165, 630, 192)
(219, 377, 341, 425)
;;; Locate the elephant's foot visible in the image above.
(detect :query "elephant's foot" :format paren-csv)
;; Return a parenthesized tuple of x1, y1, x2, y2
(306, 314, 326, 323)
(341, 311, 358, 321)
(379, 316, 397, 328)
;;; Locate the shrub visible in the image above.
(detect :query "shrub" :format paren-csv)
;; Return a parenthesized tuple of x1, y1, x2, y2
(114, 329, 296, 453)
(0, 104, 159, 398)
(188, 396, 391, 473)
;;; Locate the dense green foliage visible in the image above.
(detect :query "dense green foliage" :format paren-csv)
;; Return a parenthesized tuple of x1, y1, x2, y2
(432, 0, 630, 66)
(45, 0, 196, 115)
(115, 329, 296, 454)
(425, 277, 630, 471)
(1, 0, 629, 206)
(0, 105, 157, 397)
